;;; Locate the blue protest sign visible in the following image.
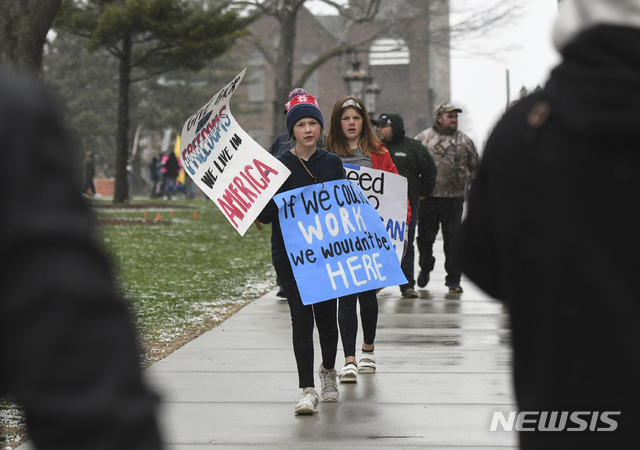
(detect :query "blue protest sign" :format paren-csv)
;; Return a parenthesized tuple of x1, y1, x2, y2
(274, 179, 407, 305)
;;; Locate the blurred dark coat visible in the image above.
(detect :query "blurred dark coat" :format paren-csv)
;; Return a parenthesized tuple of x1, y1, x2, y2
(459, 25, 640, 448)
(0, 64, 162, 450)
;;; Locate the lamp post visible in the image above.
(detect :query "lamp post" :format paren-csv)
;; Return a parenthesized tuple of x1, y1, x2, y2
(364, 80, 381, 119)
(343, 53, 371, 100)
(343, 52, 381, 118)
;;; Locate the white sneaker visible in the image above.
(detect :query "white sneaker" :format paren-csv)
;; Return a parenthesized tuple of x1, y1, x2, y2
(294, 388, 319, 415)
(358, 353, 376, 373)
(318, 364, 339, 402)
(339, 362, 358, 383)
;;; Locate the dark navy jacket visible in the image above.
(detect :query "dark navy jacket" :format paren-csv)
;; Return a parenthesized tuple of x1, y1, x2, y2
(258, 148, 344, 264)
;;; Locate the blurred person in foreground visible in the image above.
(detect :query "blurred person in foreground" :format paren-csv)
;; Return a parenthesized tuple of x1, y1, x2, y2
(459, 0, 640, 447)
(0, 63, 163, 449)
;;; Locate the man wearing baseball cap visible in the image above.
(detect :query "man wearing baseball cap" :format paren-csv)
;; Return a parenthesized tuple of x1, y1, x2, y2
(415, 102, 478, 293)
(373, 112, 437, 298)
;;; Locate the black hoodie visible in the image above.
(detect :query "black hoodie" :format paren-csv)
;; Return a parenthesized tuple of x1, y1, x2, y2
(379, 112, 437, 204)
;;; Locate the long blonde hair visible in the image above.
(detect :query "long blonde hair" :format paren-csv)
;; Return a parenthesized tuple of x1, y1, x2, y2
(325, 95, 384, 157)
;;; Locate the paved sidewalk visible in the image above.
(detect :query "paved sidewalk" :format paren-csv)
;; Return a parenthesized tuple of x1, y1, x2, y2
(144, 234, 518, 449)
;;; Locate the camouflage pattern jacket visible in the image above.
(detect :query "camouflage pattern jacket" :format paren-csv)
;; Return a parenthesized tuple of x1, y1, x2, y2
(415, 125, 478, 198)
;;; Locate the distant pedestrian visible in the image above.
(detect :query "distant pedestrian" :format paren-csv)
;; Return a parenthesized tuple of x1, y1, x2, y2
(0, 62, 163, 450)
(82, 151, 96, 196)
(325, 96, 411, 383)
(415, 102, 478, 293)
(149, 156, 162, 198)
(459, 1, 640, 447)
(162, 152, 180, 200)
(374, 112, 437, 298)
(258, 88, 344, 415)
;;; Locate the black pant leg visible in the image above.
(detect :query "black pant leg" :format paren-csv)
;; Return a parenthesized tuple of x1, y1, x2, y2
(274, 260, 316, 388)
(441, 198, 465, 285)
(400, 200, 419, 291)
(358, 289, 378, 346)
(338, 294, 358, 358)
(313, 298, 338, 371)
(417, 197, 440, 273)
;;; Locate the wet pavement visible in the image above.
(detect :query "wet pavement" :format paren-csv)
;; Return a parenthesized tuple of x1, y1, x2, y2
(144, 234, 518, 449)
(16, 235, 518, 449)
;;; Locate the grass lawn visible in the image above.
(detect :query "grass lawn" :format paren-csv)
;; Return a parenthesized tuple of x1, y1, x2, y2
(95, 197, 276, 365)
(1, 196, 276, 446)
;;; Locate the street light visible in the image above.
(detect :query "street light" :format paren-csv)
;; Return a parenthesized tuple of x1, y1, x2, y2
(343, 54, 371, 100)
(364, 80, 381, 119)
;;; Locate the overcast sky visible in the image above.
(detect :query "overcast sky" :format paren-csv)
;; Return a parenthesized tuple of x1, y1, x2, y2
(450, 0, 561, 149)
(305, 0, 561, 150)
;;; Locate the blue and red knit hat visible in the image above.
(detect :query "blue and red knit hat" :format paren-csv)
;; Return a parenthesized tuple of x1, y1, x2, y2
(285, 88, 324, 136)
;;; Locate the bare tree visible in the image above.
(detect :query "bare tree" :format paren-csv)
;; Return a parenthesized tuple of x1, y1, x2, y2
(0, 0, 63, 74)
(233, 0, 519, 139)
(234, 0, 386, 139)
(55, 0, 253, 203)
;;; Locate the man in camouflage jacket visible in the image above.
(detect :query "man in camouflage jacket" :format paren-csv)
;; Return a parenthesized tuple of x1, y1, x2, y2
(415, 103, 478, 293)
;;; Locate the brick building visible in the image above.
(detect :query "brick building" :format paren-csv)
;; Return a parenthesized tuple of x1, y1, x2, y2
(230, 0, 452, 148)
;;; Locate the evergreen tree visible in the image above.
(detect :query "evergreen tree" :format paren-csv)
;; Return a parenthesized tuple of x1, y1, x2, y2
(44, 31, 119, 176)
(55, 0, 254, 203)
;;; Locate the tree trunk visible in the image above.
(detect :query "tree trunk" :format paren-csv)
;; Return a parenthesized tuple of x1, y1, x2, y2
(270, 8, 299, 140)
(0, 0, 62, 74)
(114, 34, 132, 203)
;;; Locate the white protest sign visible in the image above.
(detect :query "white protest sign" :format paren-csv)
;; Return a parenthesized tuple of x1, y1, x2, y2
(343, 164, 408, 262)
(179, 69, 291, 235)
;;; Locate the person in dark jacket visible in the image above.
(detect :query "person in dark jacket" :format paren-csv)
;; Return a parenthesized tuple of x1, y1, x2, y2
(258, 88, 344, 415)
(374, 112, 437, 298)
(149, 155, 162, 198)
(0, 64, 163, 449)
(82, 151, 96, 196)
(162, 152, 180, 200)
(459, 0, 640, 447)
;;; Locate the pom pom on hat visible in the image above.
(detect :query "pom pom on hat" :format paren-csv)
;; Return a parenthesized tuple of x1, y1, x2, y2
(285, 88, 324, 136)
(289, 88, 307, 100)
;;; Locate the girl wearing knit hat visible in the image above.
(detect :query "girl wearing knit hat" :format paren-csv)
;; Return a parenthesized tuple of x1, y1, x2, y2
(325, 96, 411, 384)
(258, 88, 345, 415)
